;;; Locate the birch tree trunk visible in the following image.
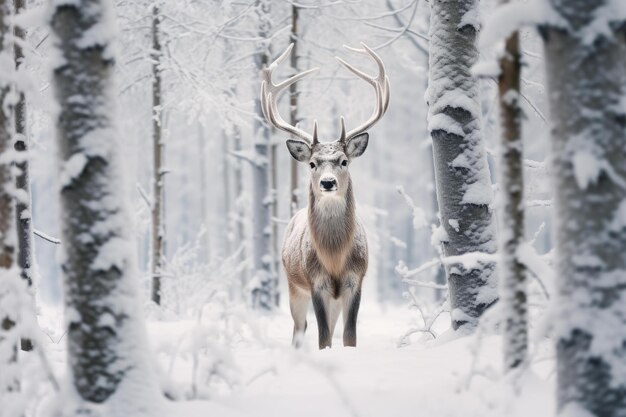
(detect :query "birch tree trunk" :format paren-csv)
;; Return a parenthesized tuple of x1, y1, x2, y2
(0, 0, 19, 395)
(232, 125, 247, 291)
(221, 129, 232, 256)
(51, 1, 161, 413)
(198, 124, 210, 261)
(497, 24, 527, 369)
(151, 1, 165, 305)
(12, 0, 33, 353)
(428, 0, 498, 329)
(250, 0, 278, 309)
(542, 1, 626, 414)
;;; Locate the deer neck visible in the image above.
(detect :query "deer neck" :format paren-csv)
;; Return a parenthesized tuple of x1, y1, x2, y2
(308, 181, 356, 278)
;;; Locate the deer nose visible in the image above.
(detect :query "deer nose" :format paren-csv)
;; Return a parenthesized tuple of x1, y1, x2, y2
(320, 178, 337, 190)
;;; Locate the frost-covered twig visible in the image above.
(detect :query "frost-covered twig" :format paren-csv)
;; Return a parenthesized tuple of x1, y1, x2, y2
(396, 185, 427, 230)
(398, 291, 449, 346)
(229, 149, 261, 167)
(333, 0, 417, 21)
(365, 0, 419, 50)
(529, 222, 546, 246)
(402, 278, 447, 290)
(136, 182, 153, 210)
(33, 229, 61, 245)
(396, 258, 441, 279)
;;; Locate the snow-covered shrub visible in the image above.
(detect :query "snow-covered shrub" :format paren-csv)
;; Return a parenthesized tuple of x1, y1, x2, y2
(146, 230, 250, 400)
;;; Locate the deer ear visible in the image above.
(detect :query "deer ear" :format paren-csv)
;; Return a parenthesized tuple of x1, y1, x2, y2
(345, 133, 369, 158)
(286, 139, 312, 162)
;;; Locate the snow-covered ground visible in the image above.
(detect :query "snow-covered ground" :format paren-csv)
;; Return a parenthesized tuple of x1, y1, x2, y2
(40, 303, 555, 417)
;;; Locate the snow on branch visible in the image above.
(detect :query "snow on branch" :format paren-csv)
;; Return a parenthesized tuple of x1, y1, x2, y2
(33, 228, 61, 244)
(396, 258, 441, 280)
(478, 0, 566, 50)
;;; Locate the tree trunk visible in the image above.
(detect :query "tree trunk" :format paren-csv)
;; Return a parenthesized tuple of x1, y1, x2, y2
(0, 0, 19, 395)
(12, 0, 33, 352)
(198, 123, 210, 261)
(289, 3, 299, 216)
(232, 125, 247, 289)
(151, 2, 165, 305)
(428, 0, 498, 330)
(51, 1, 161, 412)
(542, 1, 626, 415)
(428, 146, 446, 302)
(250, 0, 278, 310)
(221, 129, 232, 256)
(497, 25, 527, 369)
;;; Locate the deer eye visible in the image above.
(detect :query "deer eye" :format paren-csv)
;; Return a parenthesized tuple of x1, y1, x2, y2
(341, 160, 348, 167)
(309, 162, 316, 169)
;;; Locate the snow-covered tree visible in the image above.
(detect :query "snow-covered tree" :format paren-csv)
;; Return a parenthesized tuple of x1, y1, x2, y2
(50, 0, 162, 412)
(150, 0, 165, 305)
(427, 0, 498, 329)
(12, 0, 33, 352)
(0, 0, 19, 396)
(250, 0, 278, 310)
(496, 12, 527, 370)
(288, 3, 300, 216)
(541, 0, 626, 414)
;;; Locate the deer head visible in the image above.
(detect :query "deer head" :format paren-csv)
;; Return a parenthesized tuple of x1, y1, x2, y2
(260, 43, 390, 199)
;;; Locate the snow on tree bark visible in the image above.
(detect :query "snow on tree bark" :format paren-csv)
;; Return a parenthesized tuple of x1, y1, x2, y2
(427, 0, 498, 329)
(541, 1, 626, 415)
(151, 1, 165, 306)
(12, 0, 33, 353)
(250, 0, 278, 310)
(496, 23, 527, 369)
(50, 1, 163, 413)
(0, 0, 20, 396)
(289, 3, 299, 216)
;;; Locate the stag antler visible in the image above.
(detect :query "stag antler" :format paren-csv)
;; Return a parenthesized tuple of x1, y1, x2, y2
(260, 43, 389, 146)
(261, 43, 319, 145)
(336, 43, 390, 143)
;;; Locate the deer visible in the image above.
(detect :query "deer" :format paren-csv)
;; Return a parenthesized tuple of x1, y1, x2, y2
(260, 43, 390, 349)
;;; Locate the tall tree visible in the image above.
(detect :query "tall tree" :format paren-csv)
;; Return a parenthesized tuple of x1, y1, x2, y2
(232, 125, 247, 288)
(496, 10, 527, 369)
(428, 0, 498, 330)
(12, 0, 33, 352)
(541, 1, 626, 414)
(151, 0, 165, 305)
(289, 3, 300, 216)
(250, 0, 278, 309)
(50, 0, 161, 412)
(0, 0, 19, 396)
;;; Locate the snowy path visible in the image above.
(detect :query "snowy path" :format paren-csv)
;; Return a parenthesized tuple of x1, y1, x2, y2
(139, 306, 556, 417)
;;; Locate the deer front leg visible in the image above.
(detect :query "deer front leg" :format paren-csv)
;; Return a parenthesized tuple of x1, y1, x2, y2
(312, 289, 332, 349)
(289, 287, 310, 348)
(342, 287, 361, 347)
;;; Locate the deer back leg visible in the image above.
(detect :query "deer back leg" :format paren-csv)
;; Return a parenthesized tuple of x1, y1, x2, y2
(342, 286, 362, 347)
